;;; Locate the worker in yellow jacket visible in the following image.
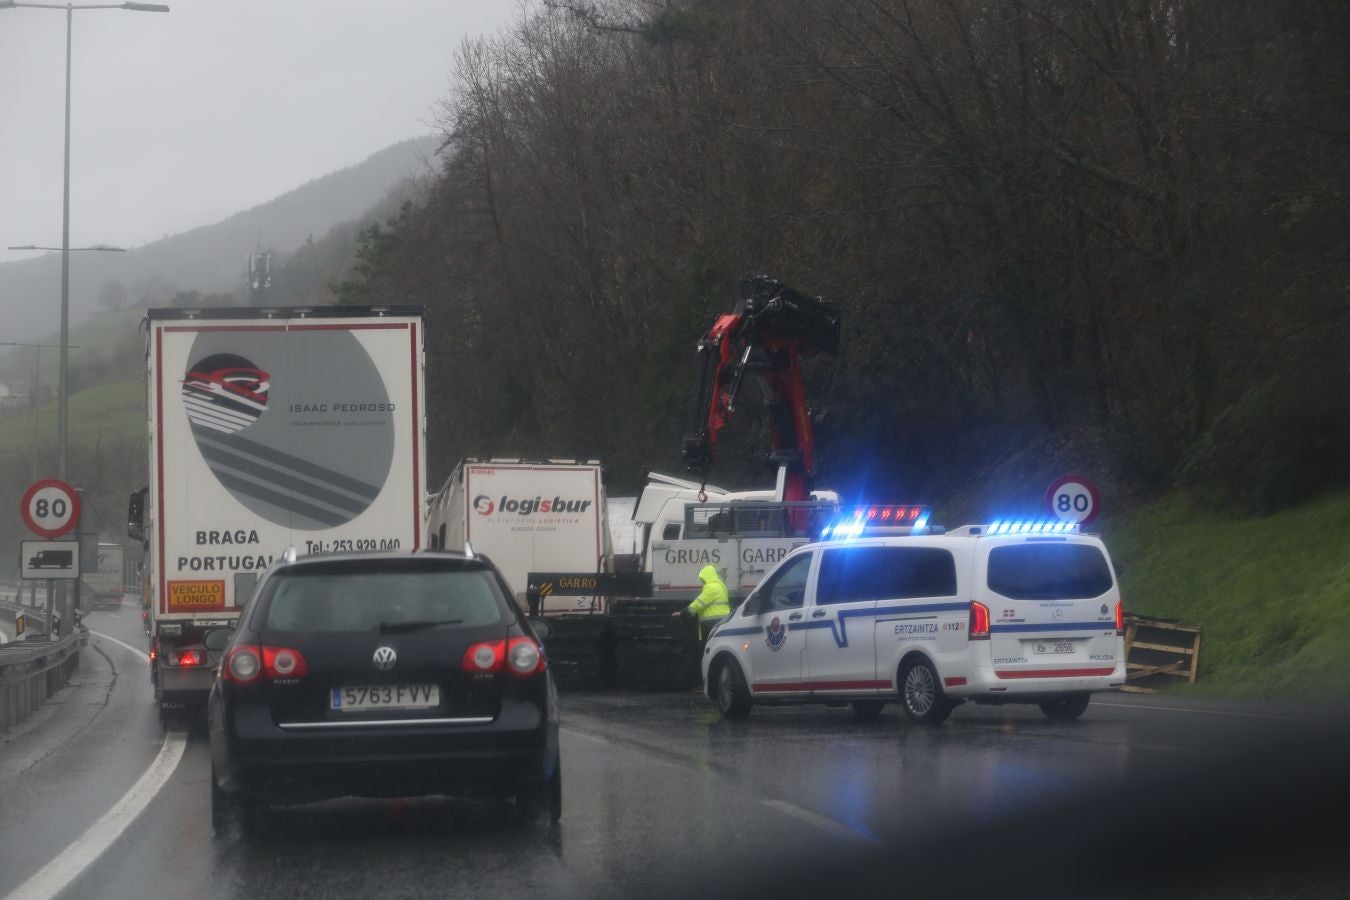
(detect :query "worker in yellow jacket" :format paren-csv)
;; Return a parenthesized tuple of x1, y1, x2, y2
(672, 564, 731, 639)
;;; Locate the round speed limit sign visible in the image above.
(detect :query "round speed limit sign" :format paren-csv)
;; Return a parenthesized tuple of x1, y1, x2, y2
(1045, 475, 1100, 526)
(20, 479, 81, 539)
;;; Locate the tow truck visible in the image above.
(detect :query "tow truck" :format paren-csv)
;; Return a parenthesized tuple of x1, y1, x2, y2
(541, 277, 844, 689)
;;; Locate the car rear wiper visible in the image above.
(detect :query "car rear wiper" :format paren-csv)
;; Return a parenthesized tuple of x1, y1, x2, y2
(377, 619, 464, 633)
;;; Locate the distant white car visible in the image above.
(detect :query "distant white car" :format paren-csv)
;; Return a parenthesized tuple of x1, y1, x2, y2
(702, 510, 1125, 723)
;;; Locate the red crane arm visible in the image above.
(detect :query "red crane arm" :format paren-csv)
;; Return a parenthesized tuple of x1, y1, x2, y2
(681, 277, 840, 502)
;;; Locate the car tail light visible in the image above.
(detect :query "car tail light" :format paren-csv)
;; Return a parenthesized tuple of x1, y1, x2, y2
(263, 646, 308, 679)
(1115, 601, 1125, 637)
(969, 601, 991, 640)
(462, 638, 547, 677)
(463, 640, 506, 673)
(224, 645, 262, 684)
(506, 637, 546, 677)
(167, 649, 207, 667)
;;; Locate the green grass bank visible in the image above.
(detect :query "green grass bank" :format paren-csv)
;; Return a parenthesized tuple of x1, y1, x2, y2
(1108, 491, 1350, 701)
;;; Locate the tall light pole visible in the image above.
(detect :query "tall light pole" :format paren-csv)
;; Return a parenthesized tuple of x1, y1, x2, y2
(1, 1, 168, 480)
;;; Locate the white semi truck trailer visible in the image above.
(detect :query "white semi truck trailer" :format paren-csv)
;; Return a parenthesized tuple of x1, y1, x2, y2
(129, 305, 426, 720)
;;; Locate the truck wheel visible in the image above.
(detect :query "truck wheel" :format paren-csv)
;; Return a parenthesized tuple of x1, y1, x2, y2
(713, 657, 752, 719)
(1039, 694, 1091, 721)
(900, 658, 954, 725)
(851, 700, 885, 722)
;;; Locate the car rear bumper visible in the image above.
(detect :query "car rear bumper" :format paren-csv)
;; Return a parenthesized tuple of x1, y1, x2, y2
(213, 697, 557, 801)
(944, 657, 1127, 698)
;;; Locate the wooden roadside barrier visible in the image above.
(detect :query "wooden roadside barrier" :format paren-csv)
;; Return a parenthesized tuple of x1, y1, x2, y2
(1122, 613, 1202, 693)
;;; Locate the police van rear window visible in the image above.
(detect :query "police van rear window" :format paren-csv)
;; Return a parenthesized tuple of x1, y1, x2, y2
(987, 544, 1113, 601)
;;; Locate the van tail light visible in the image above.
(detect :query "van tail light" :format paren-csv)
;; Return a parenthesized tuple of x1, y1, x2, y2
(969, 601, 991, 640)
(224, 645, 262, 684)
(463, 638, 547, 677)
(166, 649, 207, 667)
(463, 640, 505, 673)
(263, 646, 309, 679)
(506, 637, 546, 677)
(1115, 601, 1125, 637)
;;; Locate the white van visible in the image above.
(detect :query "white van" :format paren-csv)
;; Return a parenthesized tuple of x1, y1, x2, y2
(701, 514, 1125, 723)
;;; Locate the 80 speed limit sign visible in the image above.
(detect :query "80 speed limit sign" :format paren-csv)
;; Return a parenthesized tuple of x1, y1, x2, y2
(1045, 475, 1100, 525)
(20, 479, 81, 539)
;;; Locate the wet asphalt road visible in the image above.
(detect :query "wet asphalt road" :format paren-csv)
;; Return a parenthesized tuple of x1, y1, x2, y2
(1, 608, 1346, 900)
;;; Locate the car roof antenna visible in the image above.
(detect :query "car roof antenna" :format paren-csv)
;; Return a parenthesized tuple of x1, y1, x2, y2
(282, 545, 298, 564)
(463, 542, 476, 559)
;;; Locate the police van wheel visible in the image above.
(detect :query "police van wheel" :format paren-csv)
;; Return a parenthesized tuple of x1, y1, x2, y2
(1039, 694, 1091, 721)
(851, 700, 885, 722)
(901, 659, 953, 725)
(714, 658, 752, 719)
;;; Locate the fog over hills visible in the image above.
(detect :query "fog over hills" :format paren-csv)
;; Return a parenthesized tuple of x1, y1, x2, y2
(0, 134, 438, 343)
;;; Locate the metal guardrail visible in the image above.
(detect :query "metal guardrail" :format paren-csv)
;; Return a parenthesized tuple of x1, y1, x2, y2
(0, 628, 87, 733)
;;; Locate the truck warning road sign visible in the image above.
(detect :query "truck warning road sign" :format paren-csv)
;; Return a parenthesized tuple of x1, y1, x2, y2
(20, 540, 81, 580)
(20, 479, 81, 538)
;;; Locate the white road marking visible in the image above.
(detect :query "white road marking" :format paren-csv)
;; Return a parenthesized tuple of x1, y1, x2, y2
(762, 799, 880, 846)
(90, 630, 149, 665)
(4, 732, 187, 900)
(1094, 700, 1304, 721)
(0, 630, 186, 900)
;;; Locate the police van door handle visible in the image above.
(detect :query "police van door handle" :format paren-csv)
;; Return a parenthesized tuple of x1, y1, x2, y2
(788, 612, 802, 621)
(811, 610, 827, 618)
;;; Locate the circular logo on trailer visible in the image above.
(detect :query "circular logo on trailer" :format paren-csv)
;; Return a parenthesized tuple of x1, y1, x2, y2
(182, 354, 270, 434)
(373, 646, 398, 670)
(181, 331, 395, 529)
(765, 616, 788, 653)
(473, 494, 495, 516)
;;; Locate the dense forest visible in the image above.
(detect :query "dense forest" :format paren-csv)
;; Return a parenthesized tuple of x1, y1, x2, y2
(331, 0, 1347, 512)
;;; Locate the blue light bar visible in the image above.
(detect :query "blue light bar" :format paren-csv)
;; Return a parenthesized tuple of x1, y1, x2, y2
(985, 519, 1077, 536)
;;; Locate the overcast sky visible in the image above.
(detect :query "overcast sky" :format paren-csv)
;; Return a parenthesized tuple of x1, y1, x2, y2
(0, 0, 517, 261)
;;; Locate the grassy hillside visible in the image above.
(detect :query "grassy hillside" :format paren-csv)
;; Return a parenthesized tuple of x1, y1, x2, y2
(1109, 491, 1350, 701)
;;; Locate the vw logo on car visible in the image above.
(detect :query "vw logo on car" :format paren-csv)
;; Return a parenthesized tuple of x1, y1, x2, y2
(372, 646, 398, 670)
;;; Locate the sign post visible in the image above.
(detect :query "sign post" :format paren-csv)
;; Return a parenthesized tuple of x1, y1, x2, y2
(19, 479, 80, 639)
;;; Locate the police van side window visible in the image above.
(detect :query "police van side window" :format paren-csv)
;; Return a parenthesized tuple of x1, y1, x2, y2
(817, 547, 887, 605)
(877, 547, 958, 599)
(753, 553, 812, 612)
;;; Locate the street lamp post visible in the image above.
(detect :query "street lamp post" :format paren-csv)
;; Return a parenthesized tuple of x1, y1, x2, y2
(1, 1, 169, 481)
(3, 0, 166, 635)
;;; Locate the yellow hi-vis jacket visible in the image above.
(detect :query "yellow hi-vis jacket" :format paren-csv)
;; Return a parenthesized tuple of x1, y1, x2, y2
(687, 565, 731, 634)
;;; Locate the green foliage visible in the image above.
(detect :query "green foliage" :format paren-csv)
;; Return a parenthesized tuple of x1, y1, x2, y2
(327, 0, 1348, 504)
(1109, 491, 1350, 700)
(1180, 362, 1350, 514)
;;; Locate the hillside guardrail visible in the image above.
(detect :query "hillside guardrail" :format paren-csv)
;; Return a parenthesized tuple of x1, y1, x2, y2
(0, 623, 86, 733)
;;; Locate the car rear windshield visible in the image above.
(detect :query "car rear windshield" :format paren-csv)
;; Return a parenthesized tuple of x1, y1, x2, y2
(987, 543, 1114, 601)
(259, 560, 509, 633)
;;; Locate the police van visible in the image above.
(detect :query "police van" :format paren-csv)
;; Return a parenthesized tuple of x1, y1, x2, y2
(701, 507, 1125, 723)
